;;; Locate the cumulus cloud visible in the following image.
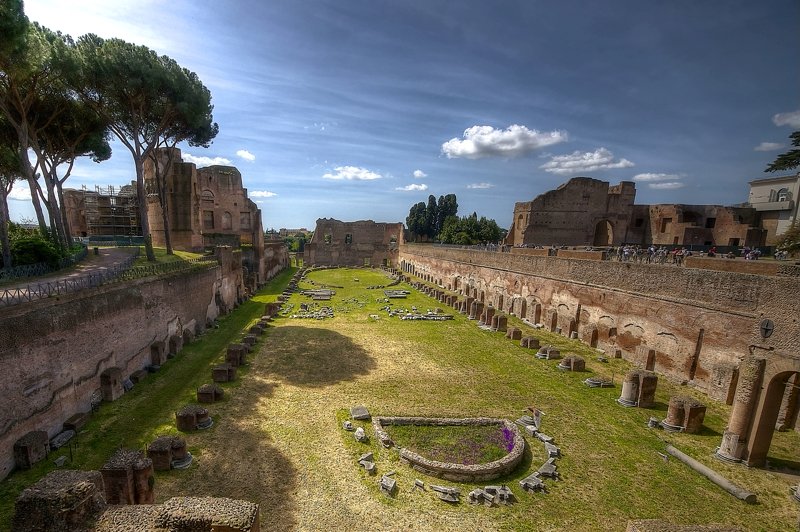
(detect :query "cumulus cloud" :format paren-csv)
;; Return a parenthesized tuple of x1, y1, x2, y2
(540, 148, 634, 175)
(183, 153, 232, 166)
(773, 110, 800, 128)
(322, 166, 382, 181)
(237, 149, 256, 161)
(8, 183, 31, 201)
(754, 142, 784, 152)
(467, 183, 494, 189)
(633, 173, 682, 182)
(250, 190, 277, 198)
(648, 182, 686, 190)
(413, 169, 427, 178)
(395, 183, 428, 191)
(441, 125, 568, 159)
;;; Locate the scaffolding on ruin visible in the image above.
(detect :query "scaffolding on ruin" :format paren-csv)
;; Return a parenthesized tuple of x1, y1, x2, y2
(80, 184, 142, 237)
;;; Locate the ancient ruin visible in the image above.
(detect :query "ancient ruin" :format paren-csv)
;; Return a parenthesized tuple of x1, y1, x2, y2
(506, 176, 770, 247)
(303, 218, 403, 267)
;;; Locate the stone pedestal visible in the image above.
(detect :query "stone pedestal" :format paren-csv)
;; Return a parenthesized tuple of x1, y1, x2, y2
(480, 306, 495, 326)
(463, 297, 474, 315)
(13, 431, 49, 470)
(176, 405, 210, 432)
(212, 363, 236, 383)
(147, 436, 188, 471)
(618, 370, 658, 408)
(491, 314, 508, 332)
(249, 324, 265, 336)
(100, 367, 124, 402)
(558, 355, 585, 372)
(506, 327, 522, 341)
(470, 301, 484, 320)
(101, 449, 155, 505)
(521, 336, 540, 349)
(197, 383, 224, 403)
(63, 412, 90, 432)
(227, 344, 247, 366)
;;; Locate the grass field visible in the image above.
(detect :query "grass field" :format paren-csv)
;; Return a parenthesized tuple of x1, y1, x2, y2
(1, 266, 797, 531)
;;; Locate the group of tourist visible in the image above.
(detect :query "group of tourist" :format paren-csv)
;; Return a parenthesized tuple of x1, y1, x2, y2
(612, 245, 693, 265)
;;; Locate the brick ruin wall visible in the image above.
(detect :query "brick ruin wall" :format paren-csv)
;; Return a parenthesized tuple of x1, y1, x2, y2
(399, 245, 800, 408)
(304, 219, 403, 267)
(0, 264, 242, 481)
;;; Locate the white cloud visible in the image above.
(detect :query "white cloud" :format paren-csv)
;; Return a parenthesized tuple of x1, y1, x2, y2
(773, 110, 800, 128)
(8, 183, 32, 201)
(395, 184, 428, 191)
(441, 125, 568, 159)
(413, 169, 427, 178)
(540, 148, 634, 175)
(649, 182, 686, 190)
(467, 183, 494, 189)
(250, 190, 277, 198)
(633, 173, 682, 182)
(322, 166, 382, 181)
(237, 149, 256, 161)
(754, 142, 784, 152)
(183, 153, 232, 166)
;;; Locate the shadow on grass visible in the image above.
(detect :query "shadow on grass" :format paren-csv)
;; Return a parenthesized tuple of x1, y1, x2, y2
(262, 326, 376, 387)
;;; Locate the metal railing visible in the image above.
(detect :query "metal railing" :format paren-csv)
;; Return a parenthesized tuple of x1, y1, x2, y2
(0, 252, 218, 308)
(0, 245, 89, 283)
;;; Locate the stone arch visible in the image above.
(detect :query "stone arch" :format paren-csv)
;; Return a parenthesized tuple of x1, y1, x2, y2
(221, 211, 232, 230)
(593, 219, 614, 246)
(743, 354, 800, 466)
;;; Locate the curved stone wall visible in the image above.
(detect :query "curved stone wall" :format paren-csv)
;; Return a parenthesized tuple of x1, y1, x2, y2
(372, 416, 525, 483)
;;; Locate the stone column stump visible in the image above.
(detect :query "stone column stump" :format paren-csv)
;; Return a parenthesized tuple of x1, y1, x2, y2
(212, 363, 236, 383)
(101, 449, 155, 504)
(506, 327, 523, 341)
(197, 383, 224, 403)
(168, 334, 183, 357)
(227, 344, 247, 366)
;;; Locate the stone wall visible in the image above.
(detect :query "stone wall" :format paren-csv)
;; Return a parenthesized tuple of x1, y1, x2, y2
(304, 218, 404, 267)
(399, 245, 800, 409)
(0, 260, 242, 481)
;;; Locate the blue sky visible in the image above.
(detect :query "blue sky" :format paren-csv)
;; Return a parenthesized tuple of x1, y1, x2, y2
(9, 0, 800, 231)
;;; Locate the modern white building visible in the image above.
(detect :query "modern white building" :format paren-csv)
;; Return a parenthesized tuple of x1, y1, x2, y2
(748, 173, 800, 245)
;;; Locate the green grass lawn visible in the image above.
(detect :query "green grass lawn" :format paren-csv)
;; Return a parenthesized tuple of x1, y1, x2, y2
(1, 265, 797, 531)
(133, 246, 205, 265)
(386, 423, 514, 465)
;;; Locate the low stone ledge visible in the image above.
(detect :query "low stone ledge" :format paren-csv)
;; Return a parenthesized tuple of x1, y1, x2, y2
(373, 416, 525, 483)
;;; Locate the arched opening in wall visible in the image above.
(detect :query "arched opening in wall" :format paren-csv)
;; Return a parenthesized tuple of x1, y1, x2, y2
(746, 370, 800, 467)
(221, 211, 232, 230)
(593, 220, 613, 246)
(549, 311, 558, 332)
(608, 327, 617, 340)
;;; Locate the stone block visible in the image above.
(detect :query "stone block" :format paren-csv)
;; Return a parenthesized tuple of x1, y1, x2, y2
(168, 334, 183, 356)
(506, 327, 522, 341)
(491, 314, 508, 332)
(197, 383, 224, 403)
(150, 341, 166, 366)
(13, 431, 49, 470)
(227, 344, 247, 366)
(63, 412, 90, 432)
(182, 327, 195, 345)
(638, 372, 658, 408)
(212, 363, 236, 383)
(100, 367, 124, 402)
(101, 449, 155, 505)
(249, 324, 264, 336)
(130, 369, 149, 384)
(12, 470, 106, 532)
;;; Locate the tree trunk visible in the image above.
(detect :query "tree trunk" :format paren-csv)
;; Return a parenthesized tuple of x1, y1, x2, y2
(0, 187, 12, 268)
(56, 180, 73, 248)
(16, 135, 48, 234)
(133, 154, 155, 261)
(43, 168, 68, 249)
